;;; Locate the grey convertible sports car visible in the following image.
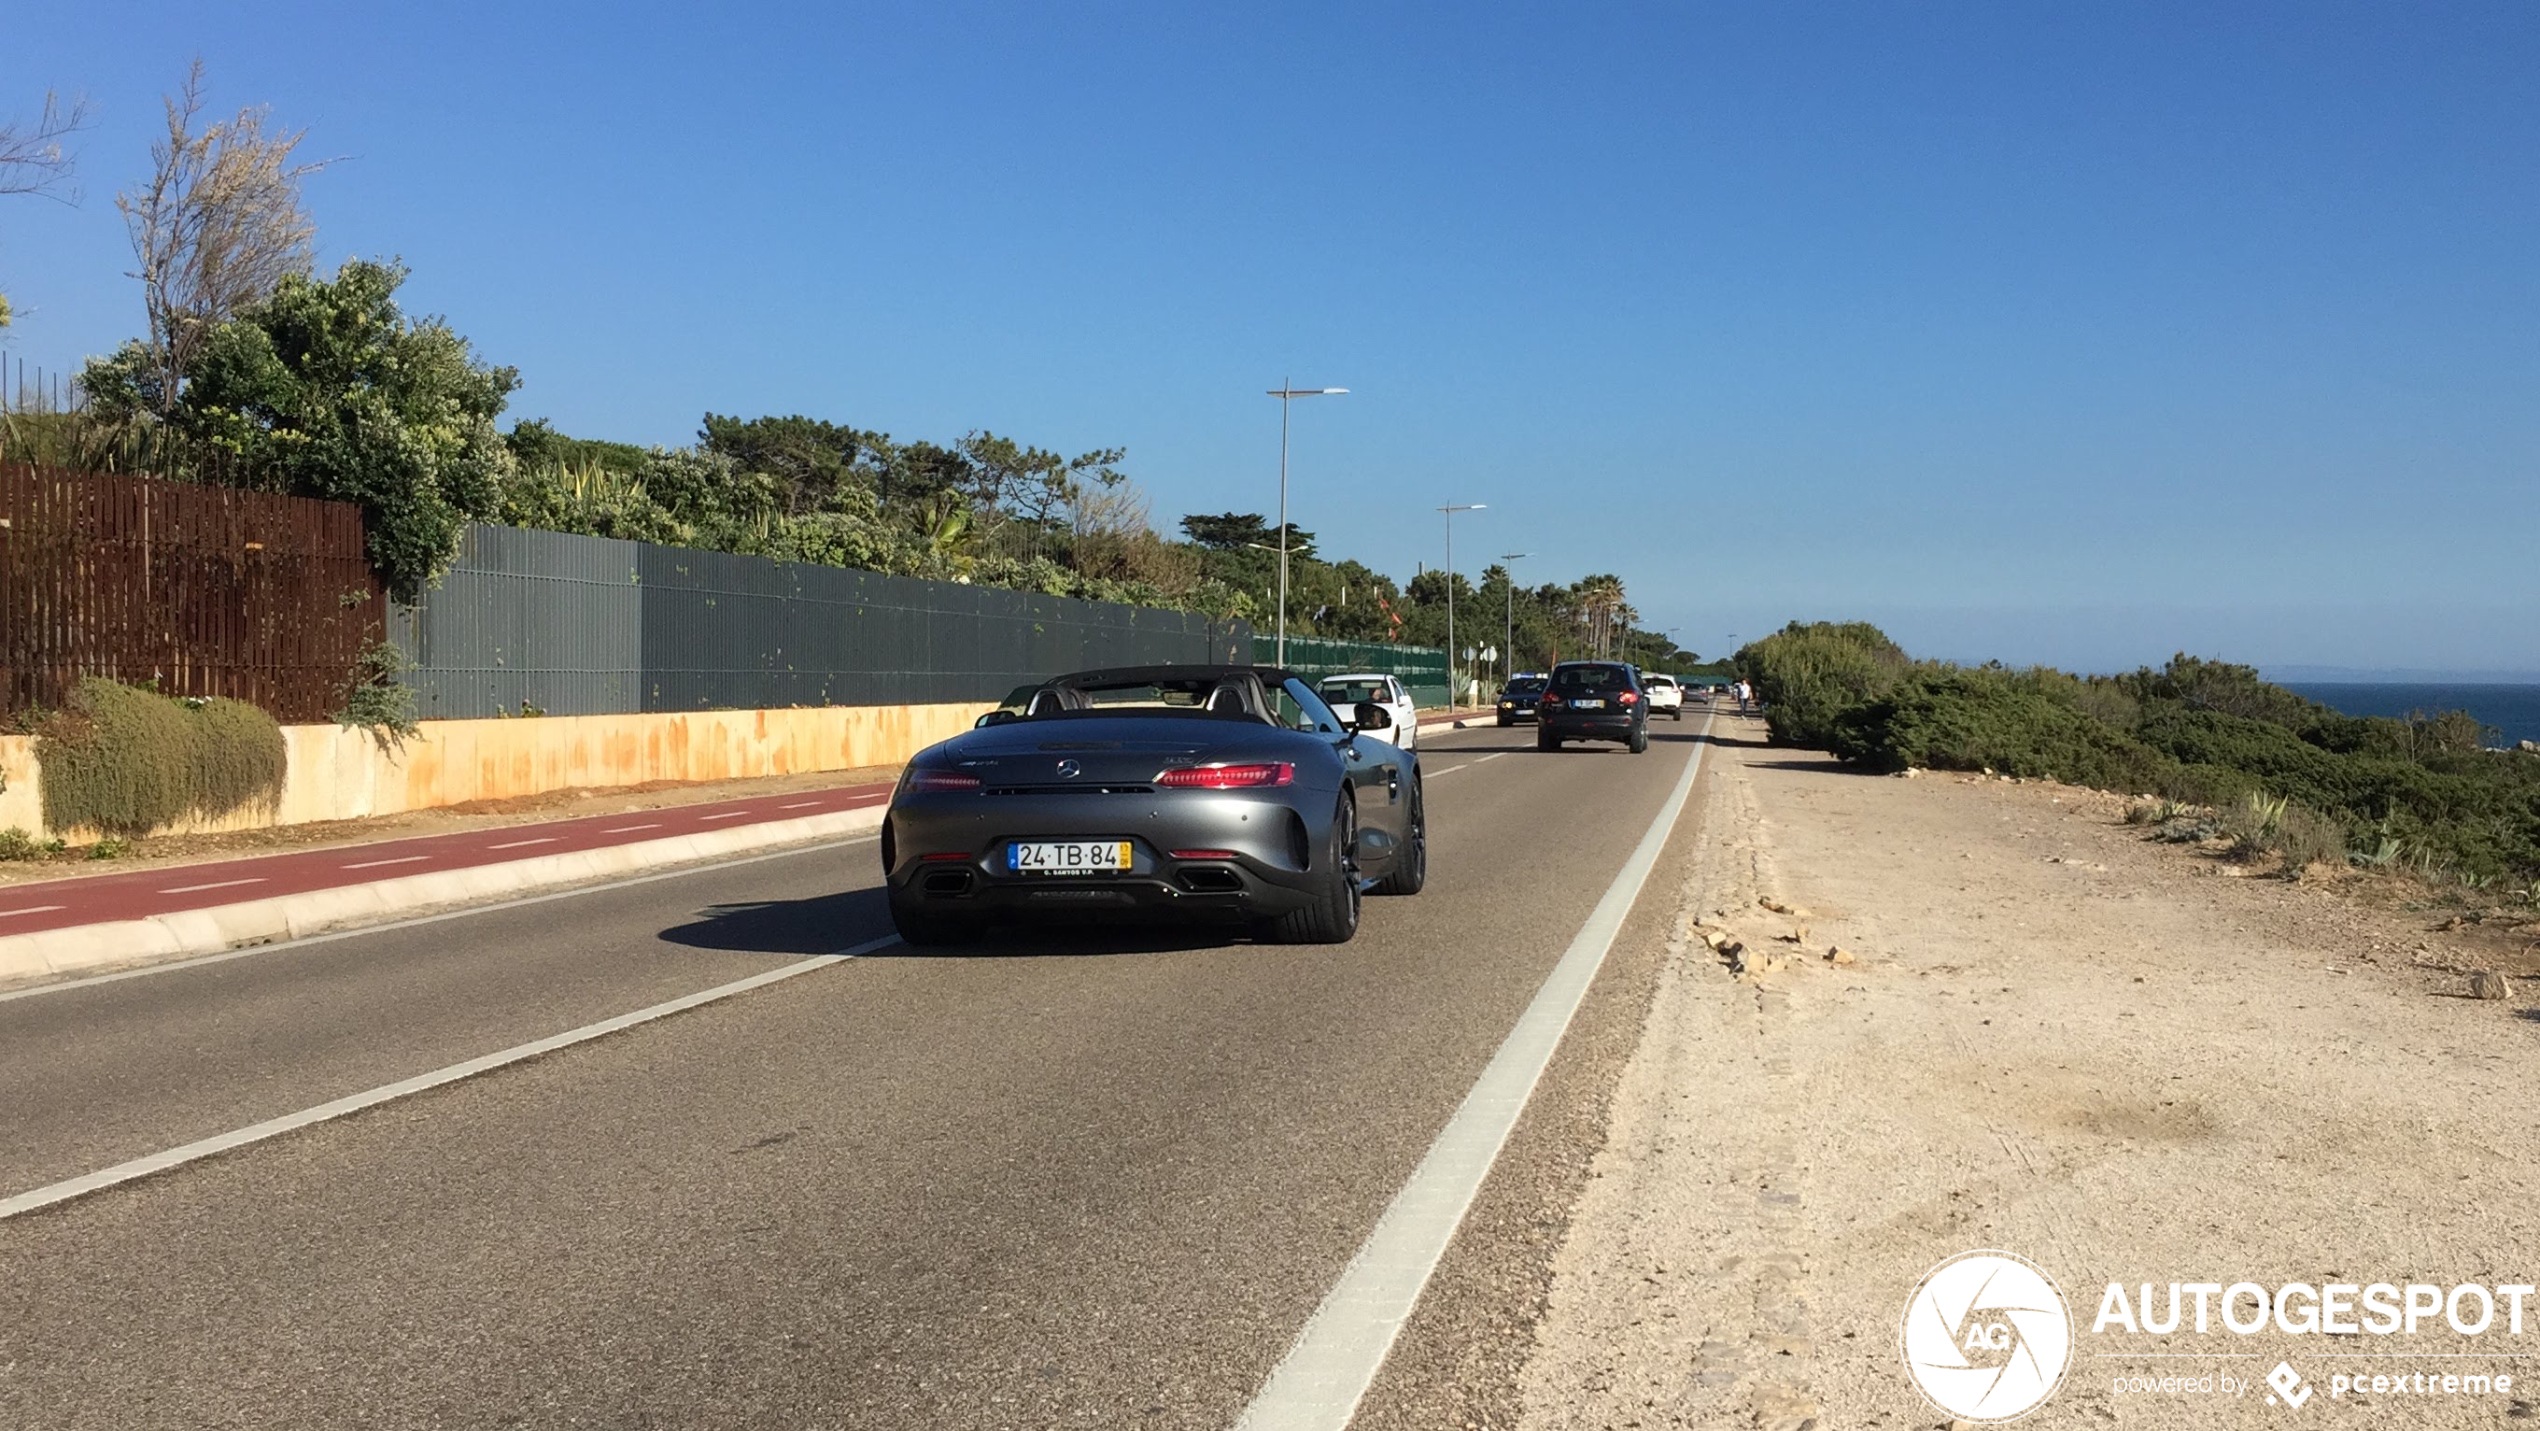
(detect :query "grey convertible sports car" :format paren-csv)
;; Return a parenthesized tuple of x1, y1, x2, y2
(881, 665, 1427, 945)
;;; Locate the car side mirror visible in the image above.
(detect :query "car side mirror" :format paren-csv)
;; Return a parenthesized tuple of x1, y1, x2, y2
(1352, 700, 1393, 732)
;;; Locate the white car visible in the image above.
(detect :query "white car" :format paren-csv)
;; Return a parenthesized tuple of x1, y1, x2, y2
(1642, 672, 1685, 721)
(1316, 673, 1419, 749)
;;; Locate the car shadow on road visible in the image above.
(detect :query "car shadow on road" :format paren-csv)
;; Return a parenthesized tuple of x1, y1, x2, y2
(658, 887, 894, 956)
(657, 887, 1254, 960)
(865, 923, 1254, 960)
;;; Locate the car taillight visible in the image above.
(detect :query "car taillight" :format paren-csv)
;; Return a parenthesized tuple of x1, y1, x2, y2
(1156, 762, 1295, 789)
(906, 770, 981, 792)
(1620, 691, 1640, 705)
(1539, 693, 1561, 706)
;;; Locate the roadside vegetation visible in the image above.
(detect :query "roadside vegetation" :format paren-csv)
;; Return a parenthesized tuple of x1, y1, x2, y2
(34, 677, 287, 839)
(2, 66, 1694, 676)
(1737, 621, 2540, 885)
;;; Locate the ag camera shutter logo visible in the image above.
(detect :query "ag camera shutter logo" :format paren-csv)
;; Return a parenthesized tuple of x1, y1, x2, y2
(1900, 1250, 2073, 1423)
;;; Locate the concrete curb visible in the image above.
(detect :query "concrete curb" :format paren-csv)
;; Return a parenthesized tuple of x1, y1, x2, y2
(0, 805, 886, 990)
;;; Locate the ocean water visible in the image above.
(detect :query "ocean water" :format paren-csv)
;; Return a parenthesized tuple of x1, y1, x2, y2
(2282, 683, 2540, 748)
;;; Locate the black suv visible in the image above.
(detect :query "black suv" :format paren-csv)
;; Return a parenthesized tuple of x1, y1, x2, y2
(1536, 661, 1649, 753)
(1494, 673, 1547, 726)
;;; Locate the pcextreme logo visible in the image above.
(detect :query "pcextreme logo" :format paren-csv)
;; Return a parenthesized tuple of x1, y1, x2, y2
(1900, 1250, 2075, 1423)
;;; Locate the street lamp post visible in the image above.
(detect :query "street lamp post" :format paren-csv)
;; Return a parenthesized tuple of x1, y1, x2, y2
(1438, 503, 1486, 705)
(1499, 551, 1531, 686)
(1268, 380, 1348, 666)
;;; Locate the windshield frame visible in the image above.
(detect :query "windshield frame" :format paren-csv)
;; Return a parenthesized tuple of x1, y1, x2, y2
(1279, 677, 1348, 734)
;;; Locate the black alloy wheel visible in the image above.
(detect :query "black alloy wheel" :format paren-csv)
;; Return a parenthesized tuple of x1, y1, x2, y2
(1257, 795, 1361, 943)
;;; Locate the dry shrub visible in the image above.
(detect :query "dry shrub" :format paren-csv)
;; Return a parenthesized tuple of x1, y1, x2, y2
(2215, 789, 2349, 875)
(2274, 801, 2350, 873)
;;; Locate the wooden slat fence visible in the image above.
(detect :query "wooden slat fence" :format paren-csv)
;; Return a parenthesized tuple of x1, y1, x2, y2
(0, 463, 381, 723)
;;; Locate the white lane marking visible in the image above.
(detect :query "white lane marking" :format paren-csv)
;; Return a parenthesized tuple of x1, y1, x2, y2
(779, 800, 822, 810)
(486, 837, 557, 851)
(0, 932, 904, 1221)
(0, 833, 882, 1006)
(0, 905, 66, 918)
(1234, 709, 1712, 1431)
(603, 823, 662, 834)
(341, 854, 430, 871)
(158, 877, 265, 895)
(1422, 751, 1507, 779)
(696, 811, 750, 821)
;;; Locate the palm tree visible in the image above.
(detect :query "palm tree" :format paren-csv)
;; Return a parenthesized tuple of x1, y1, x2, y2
(1576, 574, 1629, 658)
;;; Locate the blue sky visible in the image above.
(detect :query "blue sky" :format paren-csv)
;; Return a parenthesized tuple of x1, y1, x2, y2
(6, 2, 2535, 675)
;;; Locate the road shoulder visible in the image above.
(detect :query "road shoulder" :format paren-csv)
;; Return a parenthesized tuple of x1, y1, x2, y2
(1348, 722, 1728, 1430)
(1512, 717, 2540, 1430)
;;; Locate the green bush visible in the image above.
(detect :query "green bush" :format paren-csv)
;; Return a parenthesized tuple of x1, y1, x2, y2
(36, 680, 289, 838)
(2116, 655, 2321, 726)
(1737, 621, 1911, 747)
(1828, 668, 2180, 792)
(334, 639, 422, 749)
(194, 697, 292, 818)
(1744, 633, 2540, 882)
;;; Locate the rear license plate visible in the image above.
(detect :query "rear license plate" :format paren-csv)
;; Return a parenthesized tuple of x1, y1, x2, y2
(1008, 839, 1133, 874)
(1572, 698, 1605, 709)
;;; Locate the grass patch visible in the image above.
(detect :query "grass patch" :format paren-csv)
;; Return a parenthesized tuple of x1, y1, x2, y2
(0, 828, 66, 861)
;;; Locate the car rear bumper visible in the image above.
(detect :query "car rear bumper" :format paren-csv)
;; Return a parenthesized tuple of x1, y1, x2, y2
(884, 789, 1329, 925)
(893, 859, 1325, 924)
(1542, 712, 1641, 740)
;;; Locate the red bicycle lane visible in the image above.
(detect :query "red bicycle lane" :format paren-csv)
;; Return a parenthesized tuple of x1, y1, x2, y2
(0, 779, 895, 939)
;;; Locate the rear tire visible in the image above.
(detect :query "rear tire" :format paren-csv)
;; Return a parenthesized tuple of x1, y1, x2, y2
(889, 896, 980, 947)
(1537, 729, 1560, 751)
(1374, 778, 1426, 896)
(1258, 796, 1361, 943)
(1628, 725, 1650, 754)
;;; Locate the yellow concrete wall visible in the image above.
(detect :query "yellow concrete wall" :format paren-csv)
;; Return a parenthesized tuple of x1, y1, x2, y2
(0, 736, 38, 842)
(0, 702, 992, 841)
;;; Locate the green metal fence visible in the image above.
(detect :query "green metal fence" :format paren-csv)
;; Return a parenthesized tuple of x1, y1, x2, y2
(1255, 635, 1451, 709)
(394, 523, 1254, 718)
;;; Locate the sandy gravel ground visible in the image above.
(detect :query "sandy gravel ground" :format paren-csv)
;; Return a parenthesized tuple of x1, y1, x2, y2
(1517, 715, 2539, 1429)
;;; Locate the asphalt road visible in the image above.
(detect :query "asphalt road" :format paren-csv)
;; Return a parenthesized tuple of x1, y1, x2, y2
(0, 717, 1720, 1430)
